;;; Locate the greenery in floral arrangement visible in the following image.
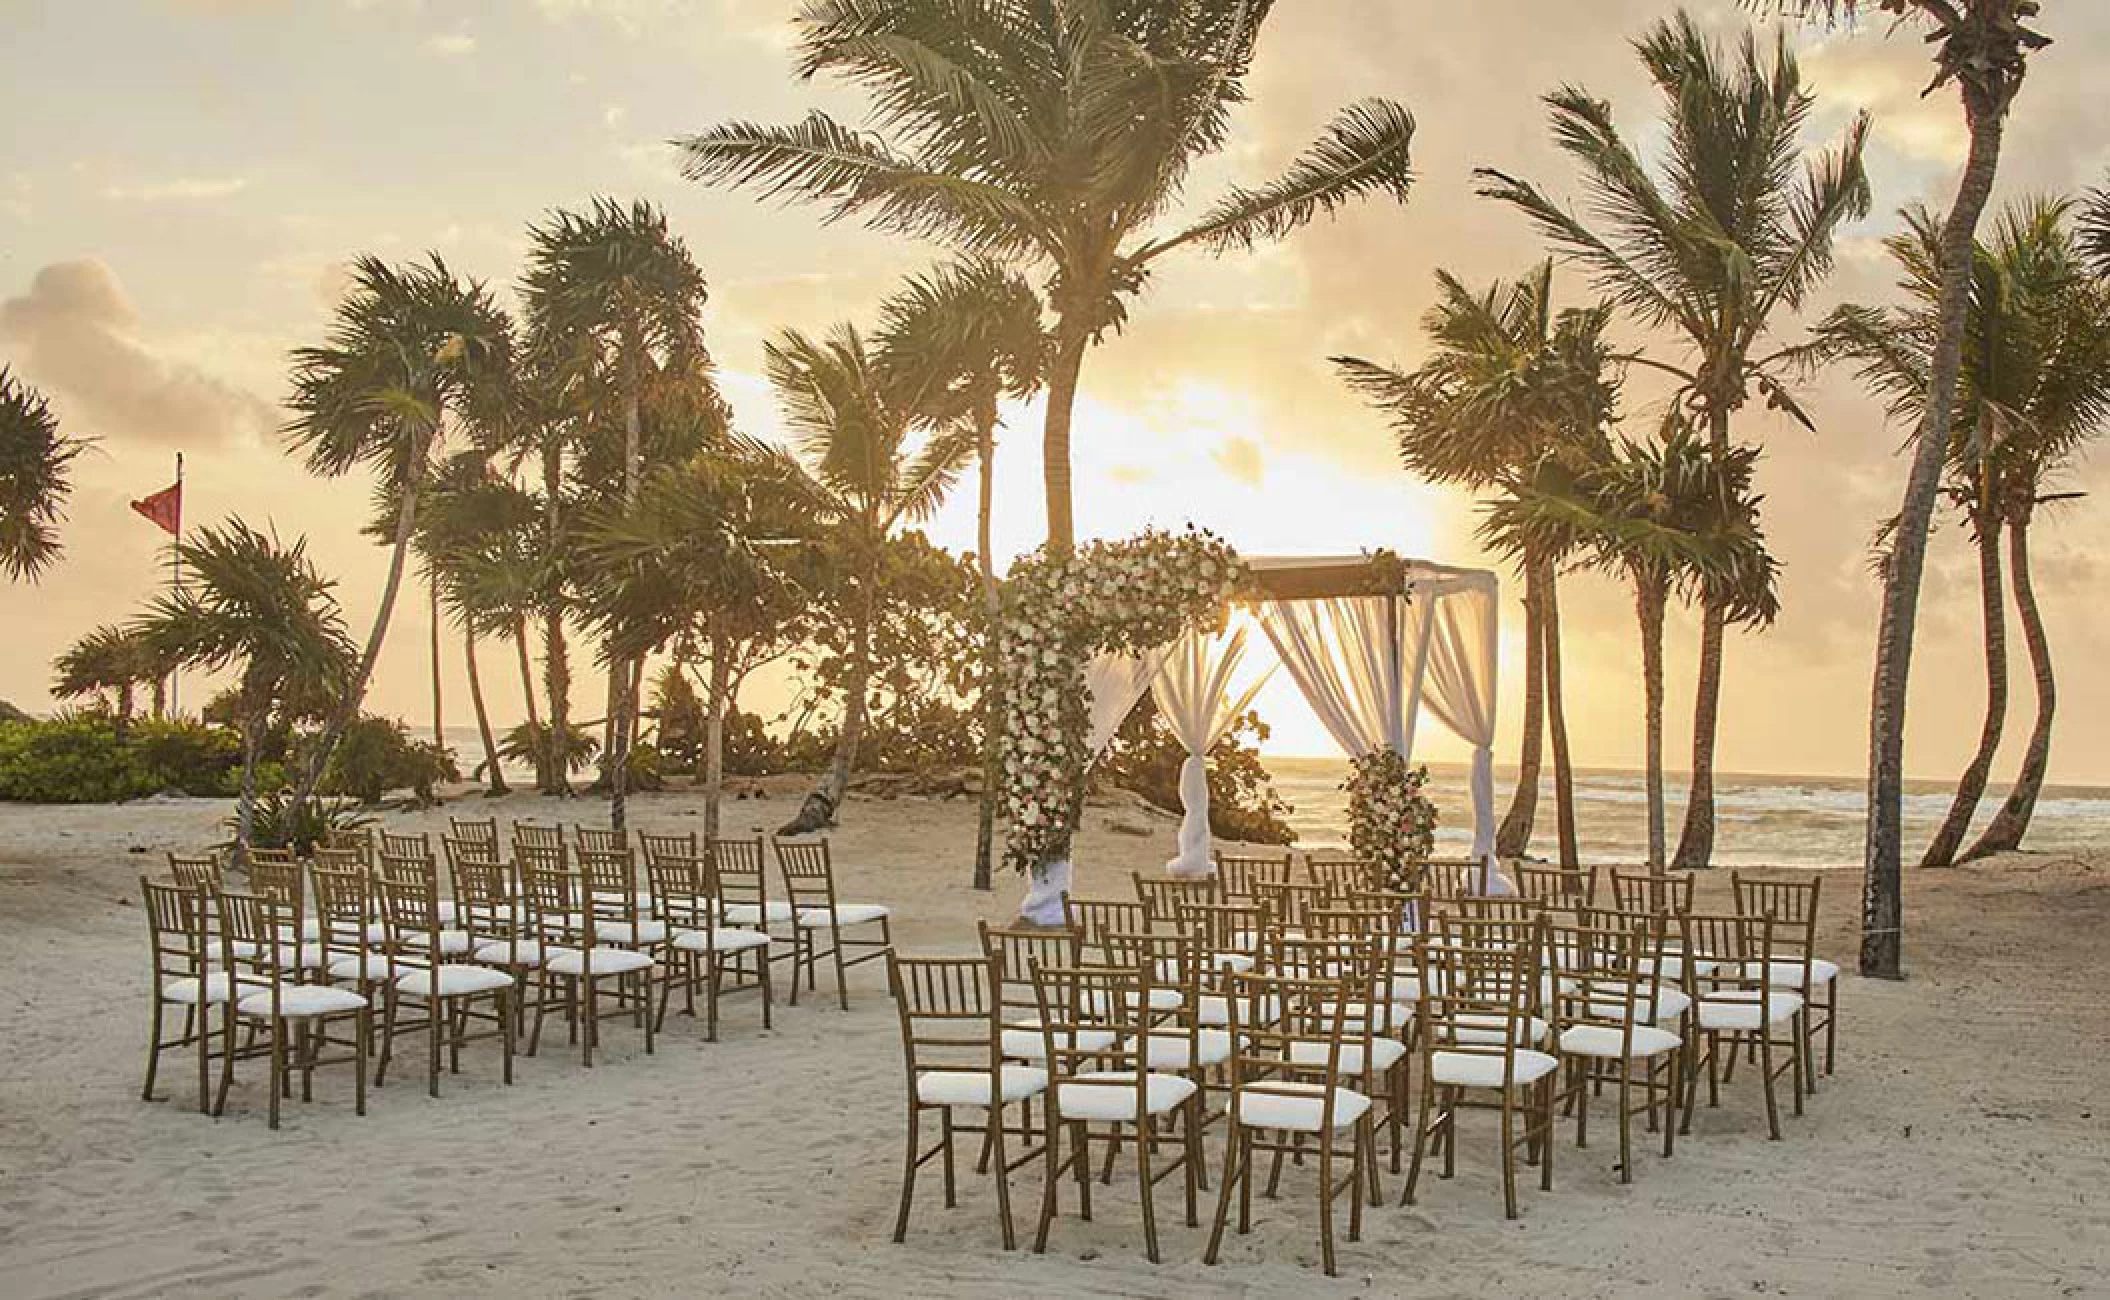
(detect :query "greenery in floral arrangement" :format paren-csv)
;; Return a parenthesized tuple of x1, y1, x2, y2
(1099, 695, 1295, 846)
(1342, 748, 1438, 890)
(997, 528, 1247, 875)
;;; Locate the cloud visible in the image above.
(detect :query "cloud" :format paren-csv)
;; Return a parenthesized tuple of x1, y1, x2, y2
(0, 260, 274, 449)
(101, 177, 248, 201)
(1212, 435, 1265, 486)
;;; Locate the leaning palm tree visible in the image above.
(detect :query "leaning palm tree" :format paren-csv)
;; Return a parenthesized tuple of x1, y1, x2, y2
(52, 624, 164, 736)
(766, 323, 977, 834)
(1764, 0, 2049, 977)
(679, 0, 1416, 555)
(873, 259, 1047, 890)
(0, 367, 85, 584)
(521, 198, 709, 829)
(282, 255, 512, 816)
(133, 521, 355, 855)
(1335, 263, 1619, 871)
(1804, 199, 2105, 866)
(1478, 11, 1870, 870)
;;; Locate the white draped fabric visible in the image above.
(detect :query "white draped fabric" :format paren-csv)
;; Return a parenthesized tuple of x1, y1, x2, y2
(1412, 581, 1504, 891)
(1256, 596, 1412, 759)
(1151, 628, 1275, 878)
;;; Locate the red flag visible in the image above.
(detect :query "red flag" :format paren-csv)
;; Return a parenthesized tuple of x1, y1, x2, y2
(130, 481, 182, 536)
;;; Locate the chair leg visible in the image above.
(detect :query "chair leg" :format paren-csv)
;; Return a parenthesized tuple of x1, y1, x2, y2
(992, 1104, 1017, 1251)
(939, 1108, 958, 1209)
(1183, 1101, 1202, 1228)
(1402, 1078, 1435, 1207)
(1758, 1027, 1782, 1141)
(195, 1002, 213, 1116)
(1136, 1117, 1160, 1265)
(760, 948, 775, 1030)
(1618, 1065, 1634, 1184)
(1499, 1090, 1518, 1219)
(1789, 1013, 1806, 1118)
(1538, 1077, 1555, 1192)
(428, 997, 443, 1099)
(831, 926, 850, 1012)
(500, 989, 515, 1086)
(354, 1007, 369, 1117)
(893, 1104, 920, 1244)
(1203, 1118, 1241, 1264)
(213, 1006, 236, 1117)
(1072, 1121, 1094, 1222)
(1317, 1125, 1337, 1277)
(376, 987, 398, 1087)
(267, 1020, 284, 1131)
(1824, 982, 1838, 1075)
(142, 999, 164, 1103)
(1033, 1114, 1061, 1255)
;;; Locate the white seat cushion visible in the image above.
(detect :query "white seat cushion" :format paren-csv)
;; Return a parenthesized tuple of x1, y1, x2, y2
(394, 963, 516, 998)
(1430, 1048, 1560, 1089)
(1136, 1028, 1236, 1071)
(1081, 987, 1184, 1017)
(1651, 987, 1692, 1022)
(794, 903, 890, 929)
(917, 1066, 1049, 1108)
(544, 946, 654, 978)
(670, 927, 774, 955)
(1696, 990, 1803, 1032)
(1053, 1071, 1198, 1121)
(1212, 951, 1256, 973)
(227, 940, 330, 970)
(1740, 958, 1840, 986)
(1640, 951, 1719, 981)
(1234, 1082, 1372, 1133)
(594, 918, 669, 945)
(472, 939, 551, 967)
(327, 952, 425, 982)
(1322, 999, 1415, 1035)
(1289, 1036, 1409, 1076)
(1451, 1013, 1550, 1047)
(1197, 994, 1279, 1027)
(236, 984, 367, 1018)
(163, 972, 267, 1005)
(999, 1024, 1118, 1062)
(366, 927, 474, 956)
(720, 900, 795, 926)
(1560, 1022, 1681, 1059)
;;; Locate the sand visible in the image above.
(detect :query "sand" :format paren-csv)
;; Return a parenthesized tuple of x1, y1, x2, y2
(2, 782, 2108, 1299)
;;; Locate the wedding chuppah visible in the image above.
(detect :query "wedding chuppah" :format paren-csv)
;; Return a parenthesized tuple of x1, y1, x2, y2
(1001, 537, 1504, 925)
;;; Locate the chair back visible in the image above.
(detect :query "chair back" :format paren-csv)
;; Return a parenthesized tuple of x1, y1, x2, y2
(142, 876, 211, 987)
(575, 824, 627, 855)
(1028, 960, 1153, 1105)
(1062, 896, 1150, 959)
(216, 889, 301, 1013)
(1214, 850, 1294, 898)
(1175, 899, 1269, 963)
(1422, 915, 1542, 1080)
(312, 845, 366, 876)
(648, 850, 720, 936)
(167, 851, 223, 892)
(447, 816, 500, 852)
(449, 845, 517, 947)
(639, 829, 698, 869)
(1306, 855, 1375, 894)
(578, 846, 645, 934)
(520, 854, 590, 949)
(978, 921, 1081, 1028)
(374, 854, 448, 975)
(1545, 916, 1658, 1044)
(1251, 878, 1331, 934)
(1514, 863, 1595, 907)
(513, 822, 566, 862)
(1421, 859, 1483, 902)
(322, 825, 375, 866)
(1610, 868, 1694, 916)
(1680, 910, 1781, 1005)
(1220, 969, 1357, 1122)
(773, 838, 838, 918)
(1731, 872, 1821, 985)
(378, 830, 433, 864)
(1132, 872, 1217, 922)
(711, 836, 772, 924)
(888, 953, 1004, 1083)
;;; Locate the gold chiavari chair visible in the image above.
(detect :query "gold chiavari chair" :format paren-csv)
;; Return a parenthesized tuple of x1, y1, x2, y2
(311, 853, 390, 992)
(1404, 915, 1560, 1219)
(1609, 867, 1695, 917)
(1203, 967, 1377, 1278)
(979, 921, 1093, 1070)
(167, 851, 224, 892)
(322, 825, 375, 867)
(1422, 859, 1483, 903)
(712, 835, 789, 928)
(1213, 849, 1294, 899)
(513, 822, 566, 858)
(1251, 878, 1332, 936)
(1028, 959, 1204, 1265)
(1679, 912, 1805, 1141)
(574, 823, 627, 855)
(887, 952, 1049, 1251)
(378, 829, 433, 864)
(1546, 916, 1681, 1184)
(373, 860, 516, 1096)
(1303, 910, 1413, 1173)
(518, 853, 655, 1067)
(1305, 855, 1376, 894)
(1061, 896, 1151, 961)
(140, 877, 242, 1114)
(775, 838, 892, 1011)
(1131, 871, 1217, 924)
(1174, 899, 1272, 1006)
(447, 816, 501, 854)
(450, 844, 543, 1030)
(638, 829, 698, 869)
(1514, 863, 1596, 908)
(650, 849, 772, 1038)
(215, 889, 369, 1129)
(1731, 872, 1839, 1082)
(376, 851, 471, 957)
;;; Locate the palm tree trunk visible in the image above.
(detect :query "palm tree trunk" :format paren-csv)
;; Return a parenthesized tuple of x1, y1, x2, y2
(1923, 518, 2008, 866)
(605, 328, 645, 829)
(704, 631, 731, 843)
(1543, 561, 1580, 872)
(972, 391, 1001, 893)
(1040, 321, 1089, 556)
(1496, 556, 1546, 857)
(511, 612, 546, 788)
(781, 550, 879, 835)
(540, 440, 570, 795)
(1863, 98, 2007, 979)
(428, 574, 444, 749)
(293, 449, 426, 813)
(1636, 567, 1669, 870)
(236, 707, 263, 859)
(114, 683, 134, 741)
(150, 676, 166, 719)
(1963, 513, 2052, 860)
(1673, 599, 1726, 870)
(464, 625, 506, 796)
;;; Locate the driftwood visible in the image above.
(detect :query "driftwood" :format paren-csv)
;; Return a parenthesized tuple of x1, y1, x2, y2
(776, 789, 836, 836)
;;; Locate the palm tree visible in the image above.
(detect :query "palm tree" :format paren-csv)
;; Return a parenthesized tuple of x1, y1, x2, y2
(873, 260, 1047, 890)
(1478, 11, 1871, 870)
(53, 624, 165, 735)
(1335, 263, 1619, 871)
(521, 198, 709, 830)
(0, 367, 85, 584)
(282, 255, 512, 816)
(679, 0, 1416, 555)
(1805, 198, 2108, 866)
(133, 521, 355, 855)
(766, 323, 977, 834)
(1765, 1, 2048, 978)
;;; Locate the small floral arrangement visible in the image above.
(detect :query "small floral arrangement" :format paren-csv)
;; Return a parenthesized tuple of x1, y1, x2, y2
(1341, 749, 1437, 891)
(998, 528, 1246, 876)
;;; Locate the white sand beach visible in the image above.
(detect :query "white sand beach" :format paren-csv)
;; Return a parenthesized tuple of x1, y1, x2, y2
(3, 785, 2107, 1299)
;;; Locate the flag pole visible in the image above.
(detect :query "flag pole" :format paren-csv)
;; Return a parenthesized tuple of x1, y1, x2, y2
(169, 451, 183, 715)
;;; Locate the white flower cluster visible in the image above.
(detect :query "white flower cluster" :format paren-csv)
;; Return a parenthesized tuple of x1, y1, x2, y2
(1341, 750, 1438, 892)
(997, 528, 1246, 876)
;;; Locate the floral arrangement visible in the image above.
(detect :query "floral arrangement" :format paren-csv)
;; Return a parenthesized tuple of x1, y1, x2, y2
(998, 528, 1246, 876)
(1341, 749, 1438, 891)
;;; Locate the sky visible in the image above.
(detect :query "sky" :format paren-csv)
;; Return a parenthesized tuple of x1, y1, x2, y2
(5, 0, 2110, 784)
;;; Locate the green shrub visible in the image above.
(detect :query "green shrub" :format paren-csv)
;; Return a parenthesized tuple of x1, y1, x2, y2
(239, 789, 373, 855)
(500, 721, 600, 776)
(0, 715, 242, 803)
(319, 715, 458, 805)
(1099, 696, 1296, 845)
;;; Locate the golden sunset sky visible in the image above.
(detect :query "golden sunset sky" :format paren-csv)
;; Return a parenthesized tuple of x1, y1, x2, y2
(6, 0, 2110, 782)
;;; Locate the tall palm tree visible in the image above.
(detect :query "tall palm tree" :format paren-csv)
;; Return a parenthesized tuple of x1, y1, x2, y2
(53, 624, 165, 736)
(873, 259, 1047, 890)
(1335, 263, 1618, 871)
(134, 521, 355, 854)
(1766, 1, 2048, 978)
(766, 323, 977, 834)
(0, 367, 84, 584)
(282, 255, 512, 815)
(1805, 199, 2106, 866)
(521, 198, 709, 830)
(679, 0, 1416, 555)
(1478, 11, 1870, 870)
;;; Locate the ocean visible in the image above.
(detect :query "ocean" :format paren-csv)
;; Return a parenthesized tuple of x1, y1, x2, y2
(436, 727, 2110, 868)
(1262, 755, 2110, 868)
